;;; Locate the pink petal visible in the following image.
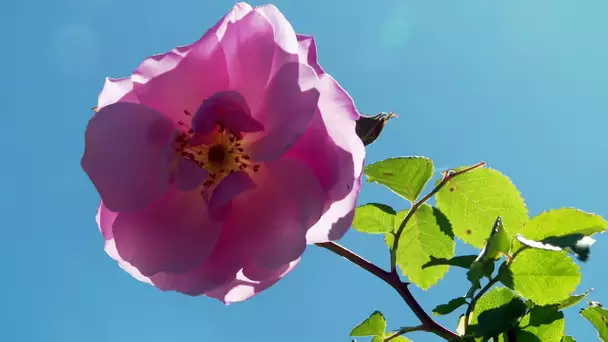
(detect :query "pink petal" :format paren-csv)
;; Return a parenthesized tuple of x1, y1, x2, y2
(192, 91, 263, 135)
(212, 3, 254, 41)
(207, 259, 300, 304)
(112, 186, 222, 276)
(105, 239, 152, 285)
(149, 224, 247, 296)
(81, 102, 177, 212)
(229, 159, 325, 269)
(248, 63, 320, 162)
(255, 5, 299, 55)
(304, 74, 365, 243)
(96, 202, 117, 240)
(283, 111, 340, 192)
(97, 77, 139, 109)
(220, 8, 298, 115)
(131, 28, 229, 125)
(174, 158, 208, 191)
(296, 35, 324, 75)
(254, 5, 300, 80)
(208, 171, 256, 212)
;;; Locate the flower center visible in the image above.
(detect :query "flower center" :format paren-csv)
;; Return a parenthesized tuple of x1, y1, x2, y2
(174, 120, 260, 190)
(207, 144, 227, 166)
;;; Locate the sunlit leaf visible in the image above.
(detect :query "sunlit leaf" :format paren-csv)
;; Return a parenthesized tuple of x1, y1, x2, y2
(435, 167, 528, 248)
(516, 234, 597, 261)
(519, 208, 607, 242)
(386, 205, 455, 289)
(501, 249, 580, 305)
(561, 336, 576, 342)
(372, 335, 412, 342)
(580, 302, 608, 341)
(365, 157, 434, 202)
(353, 203, 396, 234)
(480, 216, 512, 260)
(350, 311, 386, 337)
(557, 290, 592, 310)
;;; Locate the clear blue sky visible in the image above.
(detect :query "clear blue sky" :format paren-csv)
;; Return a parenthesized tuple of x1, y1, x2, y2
(5, 0, 608, 341)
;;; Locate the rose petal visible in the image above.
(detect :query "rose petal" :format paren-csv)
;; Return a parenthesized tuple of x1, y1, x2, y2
(254, 5, 300, 79)
(207, 259, 300, 304)
(96, 202, 118, 240)
(149, 224, 246, 296)
(219, 10, 276, 115)
(192, 91, 263, 135)
(212, 2, 254, 41)
(97, 77, 139, 109)
(229, 159, 324, 269)
(174, 158, 208, 191)
(283, 111, 339, 192)
(296, 35, 324, 75)
(208, 171, 256, 212)
(132, 29, 229, 125)
(255, 5, 299, 56)
(81, 102, 177, 212)
(304, 74, 365, 243)
(113, 186, 222, 276)
(105, 239, 152, 284)
(248, 63, 320, 162)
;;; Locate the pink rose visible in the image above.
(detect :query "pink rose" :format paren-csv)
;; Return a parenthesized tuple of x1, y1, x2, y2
(82, 2, 364, 303)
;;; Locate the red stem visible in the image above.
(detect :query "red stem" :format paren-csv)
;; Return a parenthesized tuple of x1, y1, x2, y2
(316, 241, 459, 340)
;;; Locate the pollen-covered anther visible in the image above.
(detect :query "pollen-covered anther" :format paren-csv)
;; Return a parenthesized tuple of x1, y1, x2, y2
(174, 120, 260, 189)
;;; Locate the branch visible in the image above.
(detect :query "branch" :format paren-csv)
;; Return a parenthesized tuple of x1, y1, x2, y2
(390, 161, 486, 272)
(316, 242, 459, 340)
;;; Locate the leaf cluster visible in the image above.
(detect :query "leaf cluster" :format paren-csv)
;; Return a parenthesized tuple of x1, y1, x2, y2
(350, 157, 608, 341)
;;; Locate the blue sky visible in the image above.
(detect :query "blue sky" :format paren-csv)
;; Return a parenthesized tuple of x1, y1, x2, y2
(4, 0, 608, 341)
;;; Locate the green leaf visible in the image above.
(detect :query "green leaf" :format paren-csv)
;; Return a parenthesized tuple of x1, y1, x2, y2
(390, 337, 411, 342)
(516, 234, 596, 262)
(519, 208, 607, 242)
(471, 287, 527, 338)
(365, 156, 434, 202)
(580, 303, 608, 341)
(480, 216, 512, 260)
(422, 255, 477, 270)
(501, 249, 581, 305)
(433, 297, 468, 316)
(561, 336, 576, 342)
(466, 259, 495, 298)
(557, 290, 591, 310)
(372, 335, 412, 342)
(353, 203, 396, 234)
(350, 311, 386, 337)
(517, 305, 565, 342)
(386, 205, 455, 289)
(435, 167, 528, 248)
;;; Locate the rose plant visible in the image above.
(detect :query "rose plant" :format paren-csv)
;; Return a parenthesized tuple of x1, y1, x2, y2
(82, 3, 608, 341)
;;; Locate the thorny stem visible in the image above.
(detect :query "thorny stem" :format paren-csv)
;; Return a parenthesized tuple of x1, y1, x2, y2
(316, 241, 459, 340)
(390, 161, 486, 273)
(384, 324, 425, 341)
(463, 247, 528, 336)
